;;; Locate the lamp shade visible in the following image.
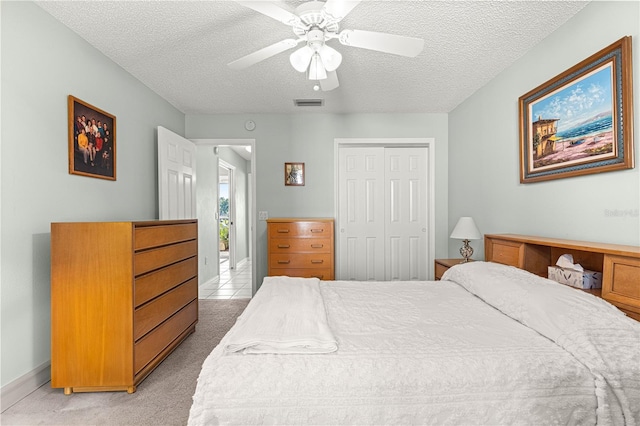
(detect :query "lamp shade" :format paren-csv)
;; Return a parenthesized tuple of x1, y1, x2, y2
(290, 46, 313, 72)
(450, 217, 481, 240)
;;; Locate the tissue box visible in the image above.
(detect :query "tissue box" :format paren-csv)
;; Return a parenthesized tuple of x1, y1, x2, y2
(548, 266, 602, 289)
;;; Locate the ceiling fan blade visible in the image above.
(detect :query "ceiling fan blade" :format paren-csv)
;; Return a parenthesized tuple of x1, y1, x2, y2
(338, 29, 424, 57)
(320, 70, 339, 91)
(322, 0, 361, 22)
(228, 39, 301, 70)
(236, 1, 301, 26)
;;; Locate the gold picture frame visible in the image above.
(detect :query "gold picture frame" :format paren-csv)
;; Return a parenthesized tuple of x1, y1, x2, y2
(284, 162, 305, 186)
(518, 36, 634, 183)
(68, 95, 116, 180)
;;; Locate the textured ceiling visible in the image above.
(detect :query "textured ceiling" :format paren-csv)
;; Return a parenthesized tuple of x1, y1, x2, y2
(37, 1, 589, 114)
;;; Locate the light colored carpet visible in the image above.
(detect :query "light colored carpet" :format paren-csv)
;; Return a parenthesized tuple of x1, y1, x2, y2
(1, 299, 250, 426)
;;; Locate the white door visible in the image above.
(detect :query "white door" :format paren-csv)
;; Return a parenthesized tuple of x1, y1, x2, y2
(220, 160, 237, 270)
(338, 146, 428, 281)
(338, 147, 385, 280)
(157, 126, 196, 220)
(384, 147, 428, 280)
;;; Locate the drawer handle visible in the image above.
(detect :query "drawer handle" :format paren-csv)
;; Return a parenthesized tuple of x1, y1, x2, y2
(313, 275, 324, 279)
(311, 260, 324, 264)
(278, 244, 291, 248)
(311, 244, 324, 248)
(277, 260, 291, 264)
(310, 229, 324, 233)
(277, 229, 290, 233)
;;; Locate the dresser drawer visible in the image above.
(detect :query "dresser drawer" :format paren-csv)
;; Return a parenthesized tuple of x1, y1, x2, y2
(135, 257, 197, 307)
(268, 238, 332, 253)
(269, 221, 332, 238)
(490, 240, 523, 268)
(134, 300, 198, 375)
(269, 268, 334, 280)
(134, 240, 197, 276)
(134, 278, 197, 341)
(270, 253, 333, 269)
(134, 223, 197, 251)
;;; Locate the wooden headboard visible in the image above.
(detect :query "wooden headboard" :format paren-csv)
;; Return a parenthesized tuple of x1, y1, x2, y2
(485, 234, 640, 321)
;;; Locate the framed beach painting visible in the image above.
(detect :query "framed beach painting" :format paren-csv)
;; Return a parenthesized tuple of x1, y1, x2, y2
(519, 36, 634, 183)
(68, 95, 116, 180)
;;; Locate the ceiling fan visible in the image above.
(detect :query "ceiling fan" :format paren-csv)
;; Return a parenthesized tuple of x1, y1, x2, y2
(228, 0, 425, 91)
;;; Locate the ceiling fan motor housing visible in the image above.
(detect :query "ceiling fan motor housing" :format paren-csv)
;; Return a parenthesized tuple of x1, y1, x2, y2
(293, 1, 339, 37)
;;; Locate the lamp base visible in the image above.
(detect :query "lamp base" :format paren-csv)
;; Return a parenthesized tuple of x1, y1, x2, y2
(459, 239, 474, 262)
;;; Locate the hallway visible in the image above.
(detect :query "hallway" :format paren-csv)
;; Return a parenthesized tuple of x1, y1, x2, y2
(199, 252, 252, 299)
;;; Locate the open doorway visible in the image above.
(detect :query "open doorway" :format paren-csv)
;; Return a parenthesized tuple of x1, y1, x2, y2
(218, 162, 234, 272)
(191, 139, 256, 299)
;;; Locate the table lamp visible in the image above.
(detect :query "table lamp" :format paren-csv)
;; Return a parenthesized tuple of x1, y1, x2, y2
(450, 217, 482, 262)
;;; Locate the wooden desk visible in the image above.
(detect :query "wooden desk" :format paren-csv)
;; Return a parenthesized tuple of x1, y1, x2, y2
(485, 234, 640, 321)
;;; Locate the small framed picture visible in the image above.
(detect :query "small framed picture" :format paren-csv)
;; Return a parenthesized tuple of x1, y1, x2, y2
(284, 162, 305, 186)
(68, 95, 116, 180)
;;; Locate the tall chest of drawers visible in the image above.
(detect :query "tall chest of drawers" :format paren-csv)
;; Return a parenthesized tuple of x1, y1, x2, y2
(50, 220, 198, 394)
(267, 218, 335, 280)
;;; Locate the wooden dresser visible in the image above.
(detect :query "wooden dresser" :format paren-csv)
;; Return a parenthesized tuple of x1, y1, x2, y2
(485, 234, 640, 321)
(50, 220, 198, 394)
(267, 218, 335, 280)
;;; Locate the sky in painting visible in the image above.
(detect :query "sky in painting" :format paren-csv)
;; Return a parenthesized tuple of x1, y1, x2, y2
(531, 63, 613, 132)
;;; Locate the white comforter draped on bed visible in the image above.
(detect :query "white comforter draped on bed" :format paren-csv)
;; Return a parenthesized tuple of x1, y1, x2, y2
(188, 262, 640, 425)
(223, 276, 337, 354)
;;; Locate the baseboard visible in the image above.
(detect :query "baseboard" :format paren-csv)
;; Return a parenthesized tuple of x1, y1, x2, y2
(199, 276, 219, 287)
(235, 257, 249, 269)
(1, 361, 50, 412)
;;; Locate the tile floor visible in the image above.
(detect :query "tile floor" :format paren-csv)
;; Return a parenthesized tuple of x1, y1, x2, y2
(199, 251, 253, 299)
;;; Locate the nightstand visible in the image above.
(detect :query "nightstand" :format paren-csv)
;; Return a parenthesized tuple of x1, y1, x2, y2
(434, 258, 470, 280)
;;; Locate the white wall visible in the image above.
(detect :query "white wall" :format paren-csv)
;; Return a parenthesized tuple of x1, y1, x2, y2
(186, 113, 449, 288)
(196, 145, 219, 286)
(449, 1, 640, 258)
(0, 1, 185, 396)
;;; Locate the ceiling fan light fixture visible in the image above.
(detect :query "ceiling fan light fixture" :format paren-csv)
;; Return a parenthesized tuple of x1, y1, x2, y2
(290, 46, 313, 72)
(319, 44, 342, 72)
(308, 53, 327, 80)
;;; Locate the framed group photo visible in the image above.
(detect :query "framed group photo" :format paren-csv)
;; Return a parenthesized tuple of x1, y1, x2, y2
(518, 36, 634, 183)
(68, 95, 116, 180)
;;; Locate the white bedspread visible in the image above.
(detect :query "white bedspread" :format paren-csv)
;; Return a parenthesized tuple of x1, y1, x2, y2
(223, 276, 337, 354)
(189, 263, 640, 425)
(443, 262, 640, 425)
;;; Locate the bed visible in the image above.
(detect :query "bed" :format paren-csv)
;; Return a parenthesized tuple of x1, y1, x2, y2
(188, 260, 640, 425)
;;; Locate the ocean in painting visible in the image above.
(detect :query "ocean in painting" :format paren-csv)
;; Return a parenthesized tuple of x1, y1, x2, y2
(557, 115, 612, 139)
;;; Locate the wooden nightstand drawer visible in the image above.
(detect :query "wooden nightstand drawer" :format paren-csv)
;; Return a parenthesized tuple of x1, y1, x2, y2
(434, 258, 469, 280)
